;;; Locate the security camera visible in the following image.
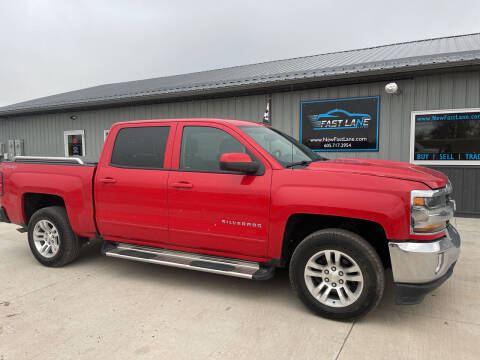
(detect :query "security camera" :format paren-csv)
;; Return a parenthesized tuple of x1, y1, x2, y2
(385, 82, 399, 94)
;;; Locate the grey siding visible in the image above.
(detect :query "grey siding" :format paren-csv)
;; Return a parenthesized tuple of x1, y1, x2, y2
(272, 70, 480, 163)
(430, 166, 480, 217)
(0, 94, 268, 162)
(272, 79, 415, 162)
(1, 70, 479, 215)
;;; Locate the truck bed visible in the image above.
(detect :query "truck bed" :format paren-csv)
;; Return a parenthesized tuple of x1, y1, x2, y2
(0, 157, 98, 238)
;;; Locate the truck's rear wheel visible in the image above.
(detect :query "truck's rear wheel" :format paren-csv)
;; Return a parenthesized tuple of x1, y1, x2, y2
(28, 206, 80, 267)
(289, 228, 385, 320)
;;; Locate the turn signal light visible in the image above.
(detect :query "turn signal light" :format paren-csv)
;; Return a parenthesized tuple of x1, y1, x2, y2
(412, 197, 425, 206)
(413, 222, 446, 233)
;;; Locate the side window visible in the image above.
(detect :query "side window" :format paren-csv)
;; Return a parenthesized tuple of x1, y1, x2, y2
(111, 126, 170, 168)
(180, 126, 248, 172)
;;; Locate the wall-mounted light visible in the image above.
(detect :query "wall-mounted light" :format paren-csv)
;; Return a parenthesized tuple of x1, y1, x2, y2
(385, 82, 400, 95)
(70, 115, 78, 120)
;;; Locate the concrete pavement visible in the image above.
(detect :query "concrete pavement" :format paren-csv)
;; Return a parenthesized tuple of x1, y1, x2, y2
(0, 218, 479, 360)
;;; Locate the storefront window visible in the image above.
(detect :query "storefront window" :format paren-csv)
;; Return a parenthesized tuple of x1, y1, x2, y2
(411, 109, 480, 165)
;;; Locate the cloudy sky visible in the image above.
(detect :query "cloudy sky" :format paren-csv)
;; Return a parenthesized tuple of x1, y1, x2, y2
(1, 0, 480, 107)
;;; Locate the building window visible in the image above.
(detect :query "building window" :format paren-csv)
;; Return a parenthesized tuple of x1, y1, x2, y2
(64, 130, 85, 157)
(110, 126, 170, 169)
(104, 130, 110, 141)
(411, 109, 480, 165)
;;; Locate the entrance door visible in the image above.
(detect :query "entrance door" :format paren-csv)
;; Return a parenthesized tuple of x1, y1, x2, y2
(167, 123, 271, 258)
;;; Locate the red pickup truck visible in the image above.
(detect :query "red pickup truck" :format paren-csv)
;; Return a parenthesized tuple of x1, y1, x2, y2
(0, 118, 460, 320)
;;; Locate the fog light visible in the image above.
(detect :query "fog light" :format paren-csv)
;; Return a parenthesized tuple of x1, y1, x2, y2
(435, 252, 446, 274)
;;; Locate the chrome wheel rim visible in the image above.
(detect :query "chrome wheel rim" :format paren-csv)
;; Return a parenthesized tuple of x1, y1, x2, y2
(304, 249, 364, 308)
(33, 220, 60, 258)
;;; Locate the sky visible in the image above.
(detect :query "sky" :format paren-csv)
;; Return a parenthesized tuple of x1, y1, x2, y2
(1, 0, 480, 107)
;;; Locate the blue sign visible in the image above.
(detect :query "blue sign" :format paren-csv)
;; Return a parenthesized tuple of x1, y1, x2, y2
(301, 96, 380, 151)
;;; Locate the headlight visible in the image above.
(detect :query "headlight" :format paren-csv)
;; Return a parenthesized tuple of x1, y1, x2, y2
(412, 193, 446, 209)
(410, 183, 455, 234)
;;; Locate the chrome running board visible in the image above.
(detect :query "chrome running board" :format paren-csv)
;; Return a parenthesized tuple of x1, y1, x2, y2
(102, 242, 274, 280)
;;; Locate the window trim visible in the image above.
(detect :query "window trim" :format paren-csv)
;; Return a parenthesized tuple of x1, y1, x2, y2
(108, 163, 168, 171)
(176, 124, 265, 175)
(410, 108, 480, 166)
(109, 125, 171, 170)
(64, 130, 85, 157)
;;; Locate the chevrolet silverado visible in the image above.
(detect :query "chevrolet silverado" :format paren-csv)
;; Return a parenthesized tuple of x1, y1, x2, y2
(0, 118, 460, 320)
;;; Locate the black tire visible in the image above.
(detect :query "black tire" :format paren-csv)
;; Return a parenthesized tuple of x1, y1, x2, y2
(289, 228, 385, 320)
(27, 206, 80, 267)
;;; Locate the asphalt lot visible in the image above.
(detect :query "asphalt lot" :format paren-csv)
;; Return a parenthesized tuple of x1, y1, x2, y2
(0, 218, 479, 360)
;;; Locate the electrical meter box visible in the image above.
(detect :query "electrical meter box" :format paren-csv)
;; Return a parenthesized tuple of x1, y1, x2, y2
(8, 140, 15, 159)
(14, 139, 24, 156)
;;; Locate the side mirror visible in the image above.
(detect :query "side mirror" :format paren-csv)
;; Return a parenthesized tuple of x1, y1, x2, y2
(219, 153, 259, 174)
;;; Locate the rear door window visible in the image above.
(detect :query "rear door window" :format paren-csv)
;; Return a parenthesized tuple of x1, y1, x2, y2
(111, 126, 170, 169)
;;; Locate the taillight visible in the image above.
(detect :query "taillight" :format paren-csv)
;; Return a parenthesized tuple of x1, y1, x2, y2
(0, 171, 3, 196)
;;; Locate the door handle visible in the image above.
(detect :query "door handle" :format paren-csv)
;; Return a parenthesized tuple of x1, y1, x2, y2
(171, 181, 193, 189)
(100, 177, 117, 184)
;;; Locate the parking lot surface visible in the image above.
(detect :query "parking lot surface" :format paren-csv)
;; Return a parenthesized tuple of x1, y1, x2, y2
(0, 218, 479, 360)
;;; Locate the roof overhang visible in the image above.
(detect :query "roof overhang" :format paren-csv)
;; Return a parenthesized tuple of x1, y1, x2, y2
(2, 55, 480, 118)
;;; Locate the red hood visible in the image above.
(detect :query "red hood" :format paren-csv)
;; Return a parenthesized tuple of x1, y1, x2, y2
(307, 158, 447, 189)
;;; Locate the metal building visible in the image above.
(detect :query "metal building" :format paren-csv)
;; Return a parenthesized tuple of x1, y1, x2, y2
(1, 33, 480, 216)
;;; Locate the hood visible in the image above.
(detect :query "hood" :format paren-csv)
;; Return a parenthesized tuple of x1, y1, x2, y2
(307, 158, 447, 189)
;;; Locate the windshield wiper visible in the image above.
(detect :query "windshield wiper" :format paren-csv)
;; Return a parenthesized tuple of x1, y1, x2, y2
(285, 160, 312, 168)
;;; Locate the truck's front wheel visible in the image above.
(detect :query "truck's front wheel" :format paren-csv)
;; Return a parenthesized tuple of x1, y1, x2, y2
(28, 206, 80, 267)
(289, 228, 385, 320)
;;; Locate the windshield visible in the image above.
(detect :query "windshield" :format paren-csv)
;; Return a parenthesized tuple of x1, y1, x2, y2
(240, 126, 325, 167)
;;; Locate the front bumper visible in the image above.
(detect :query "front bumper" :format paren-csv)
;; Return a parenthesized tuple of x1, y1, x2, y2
(388, 224, 460, 304)
(0, 206, 10, 223)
